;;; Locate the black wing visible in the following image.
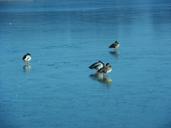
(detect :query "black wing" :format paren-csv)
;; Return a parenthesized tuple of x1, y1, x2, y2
(109, 43, 117, 48)
(22, 54, 27, 60)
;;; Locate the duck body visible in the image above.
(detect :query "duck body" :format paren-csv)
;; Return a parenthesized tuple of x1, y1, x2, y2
(89, 60, 105, 70)
(89, 61, 112, 74)
(109, 41, 120, 49)
(97, 63, 112, 74)
(23, 53, 31, 63)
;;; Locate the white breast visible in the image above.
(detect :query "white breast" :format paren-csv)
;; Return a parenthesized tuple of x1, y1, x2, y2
(25, 55, 31, 62)
(107, 68, 112, 73)
(115, 44, 120, 48)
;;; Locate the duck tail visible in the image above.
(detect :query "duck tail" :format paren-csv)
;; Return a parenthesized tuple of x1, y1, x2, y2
(89, 65, 94, 69)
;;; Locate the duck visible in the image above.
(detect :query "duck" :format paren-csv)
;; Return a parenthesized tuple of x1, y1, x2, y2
(89, 61, 112, 74)
(109, 40, 120, 49)
(97, 63, 112, 74)
(22, 53, 31, 64)
(89, 60, 105, 70)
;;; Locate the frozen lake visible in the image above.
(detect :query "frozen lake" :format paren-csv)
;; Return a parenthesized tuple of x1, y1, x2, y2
(0, 1, 171, 128)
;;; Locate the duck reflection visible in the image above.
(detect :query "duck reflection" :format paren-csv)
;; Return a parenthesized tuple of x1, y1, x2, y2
(109, 50, 120, 59)
(23, 64, 31, 73)
(90, 73, 112, 85)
